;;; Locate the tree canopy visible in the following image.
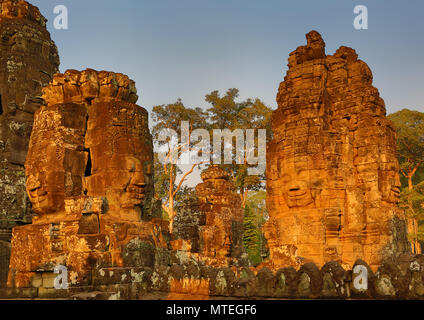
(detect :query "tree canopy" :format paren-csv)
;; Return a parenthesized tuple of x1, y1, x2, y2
(205, 88, 273, 207)
(389, 108, 424, 253)
(388, 109, 424, 189)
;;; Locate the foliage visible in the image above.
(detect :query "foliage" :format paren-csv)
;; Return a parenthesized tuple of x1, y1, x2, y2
(152, 99, 208, 232)
(389, 109, 424, 252)
(243, 190, 268, 266)
(388, 109, 424, 189)
(174, 186, 198, 212)
(399, 181, 424, 242)
(152, 99, 208, 140)
(205, 88, 273, 207)
(153, 90, 273, 232)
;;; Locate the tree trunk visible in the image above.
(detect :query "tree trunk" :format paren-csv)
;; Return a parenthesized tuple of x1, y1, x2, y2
(409, 218, 421, 254)
(168, 197, 175, 234)
(168, 164, 175, 234)
(242, 189, 248, 209)
(407, 175, 421, 253)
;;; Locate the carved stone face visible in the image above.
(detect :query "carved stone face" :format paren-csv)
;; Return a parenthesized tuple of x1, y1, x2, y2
(379, 161, 401, 204)
(25, 104, 87, 217)
(280, 169, 315, 208)
(119, 156, 150, 209)
(85, 101, 153, 215)
(25, 171, 64, 215)
(355, 155, 401, 204)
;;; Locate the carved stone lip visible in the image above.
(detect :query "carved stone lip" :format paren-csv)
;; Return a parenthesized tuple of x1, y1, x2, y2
(391, 187, 401, 195)
(132, 194, 145, 200)
(32, 195, 47, 206)
(288, 192, 307, 199)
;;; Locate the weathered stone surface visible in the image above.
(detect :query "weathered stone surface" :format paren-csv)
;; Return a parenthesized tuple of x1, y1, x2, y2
(3, 256, 424, 299)
(196, 165, 247, 267)
(256, 267, 276, 297)
(274, 267, 298, 297)
(8, 70, 168, 288)
(321, 261, 348, 298)
(297, 262, 322, 298)
(264, 31, 410, 272)
(84, 100, 154, 222)
(25, 103, 87, 219)
(0, 0, 59, 245)
(173, 196, 205, 254)
(0, 0, 59, 289)
(0, 240, 10, 288)
(233, 267, 256, 297)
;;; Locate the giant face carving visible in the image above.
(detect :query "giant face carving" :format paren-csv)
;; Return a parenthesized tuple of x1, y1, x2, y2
(276, 158, 325, 208)
(25, 160, 65, 215)
(25, 104, 87, 217)
(280, 169, 315, 208)
(379, 161, 401, 204)
(355, 144, 401, 205)
(84, 100, 153, 217)
(121, 156, 153, 208)
(101, 155, 151, 209)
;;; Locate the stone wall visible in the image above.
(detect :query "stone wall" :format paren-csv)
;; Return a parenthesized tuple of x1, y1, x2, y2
(2, 254, 424, 299)
(0, 0, 60, 241)
(173, 195, 204, 254)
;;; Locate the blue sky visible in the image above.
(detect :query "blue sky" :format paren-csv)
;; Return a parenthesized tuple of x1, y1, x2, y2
(32, 0, 423, 116)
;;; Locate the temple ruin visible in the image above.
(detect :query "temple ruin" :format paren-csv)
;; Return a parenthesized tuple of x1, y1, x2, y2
(264, 31, 409, 272)
(196, 165, 247, 267)
(0, 0, 422, 298)
(0, 0, 59, 287)
(7, 69, 168, 288)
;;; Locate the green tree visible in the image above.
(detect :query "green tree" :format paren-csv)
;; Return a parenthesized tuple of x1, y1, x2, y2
(152, 99, 208, 233)
(243, 190, 268, 266)
(205, 89, 272, 207)
(388, 109, 424, 190)
(389, 109, 424, 253)
(399, 181, 424, 247)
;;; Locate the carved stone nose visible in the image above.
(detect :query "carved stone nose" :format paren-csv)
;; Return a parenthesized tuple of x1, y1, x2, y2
(27, 175, 41, 191)
(132, 172, 146, 187)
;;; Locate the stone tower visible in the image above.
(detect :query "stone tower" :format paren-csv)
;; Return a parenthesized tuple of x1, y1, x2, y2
(264, 31, 409, 272)
(0, 0, 60, 241)
(0, 0, 59, 288)
(196, 165, 247, 267)
(8, 70, 166, 289)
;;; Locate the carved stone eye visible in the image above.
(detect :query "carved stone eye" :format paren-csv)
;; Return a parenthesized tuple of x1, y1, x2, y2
(127, 160, 136, 172)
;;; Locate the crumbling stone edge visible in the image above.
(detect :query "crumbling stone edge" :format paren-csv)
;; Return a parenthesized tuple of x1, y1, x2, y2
(1, 254, 424, 300)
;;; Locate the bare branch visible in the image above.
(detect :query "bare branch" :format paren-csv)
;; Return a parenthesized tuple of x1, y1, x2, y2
(172, 161, 205, 197)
